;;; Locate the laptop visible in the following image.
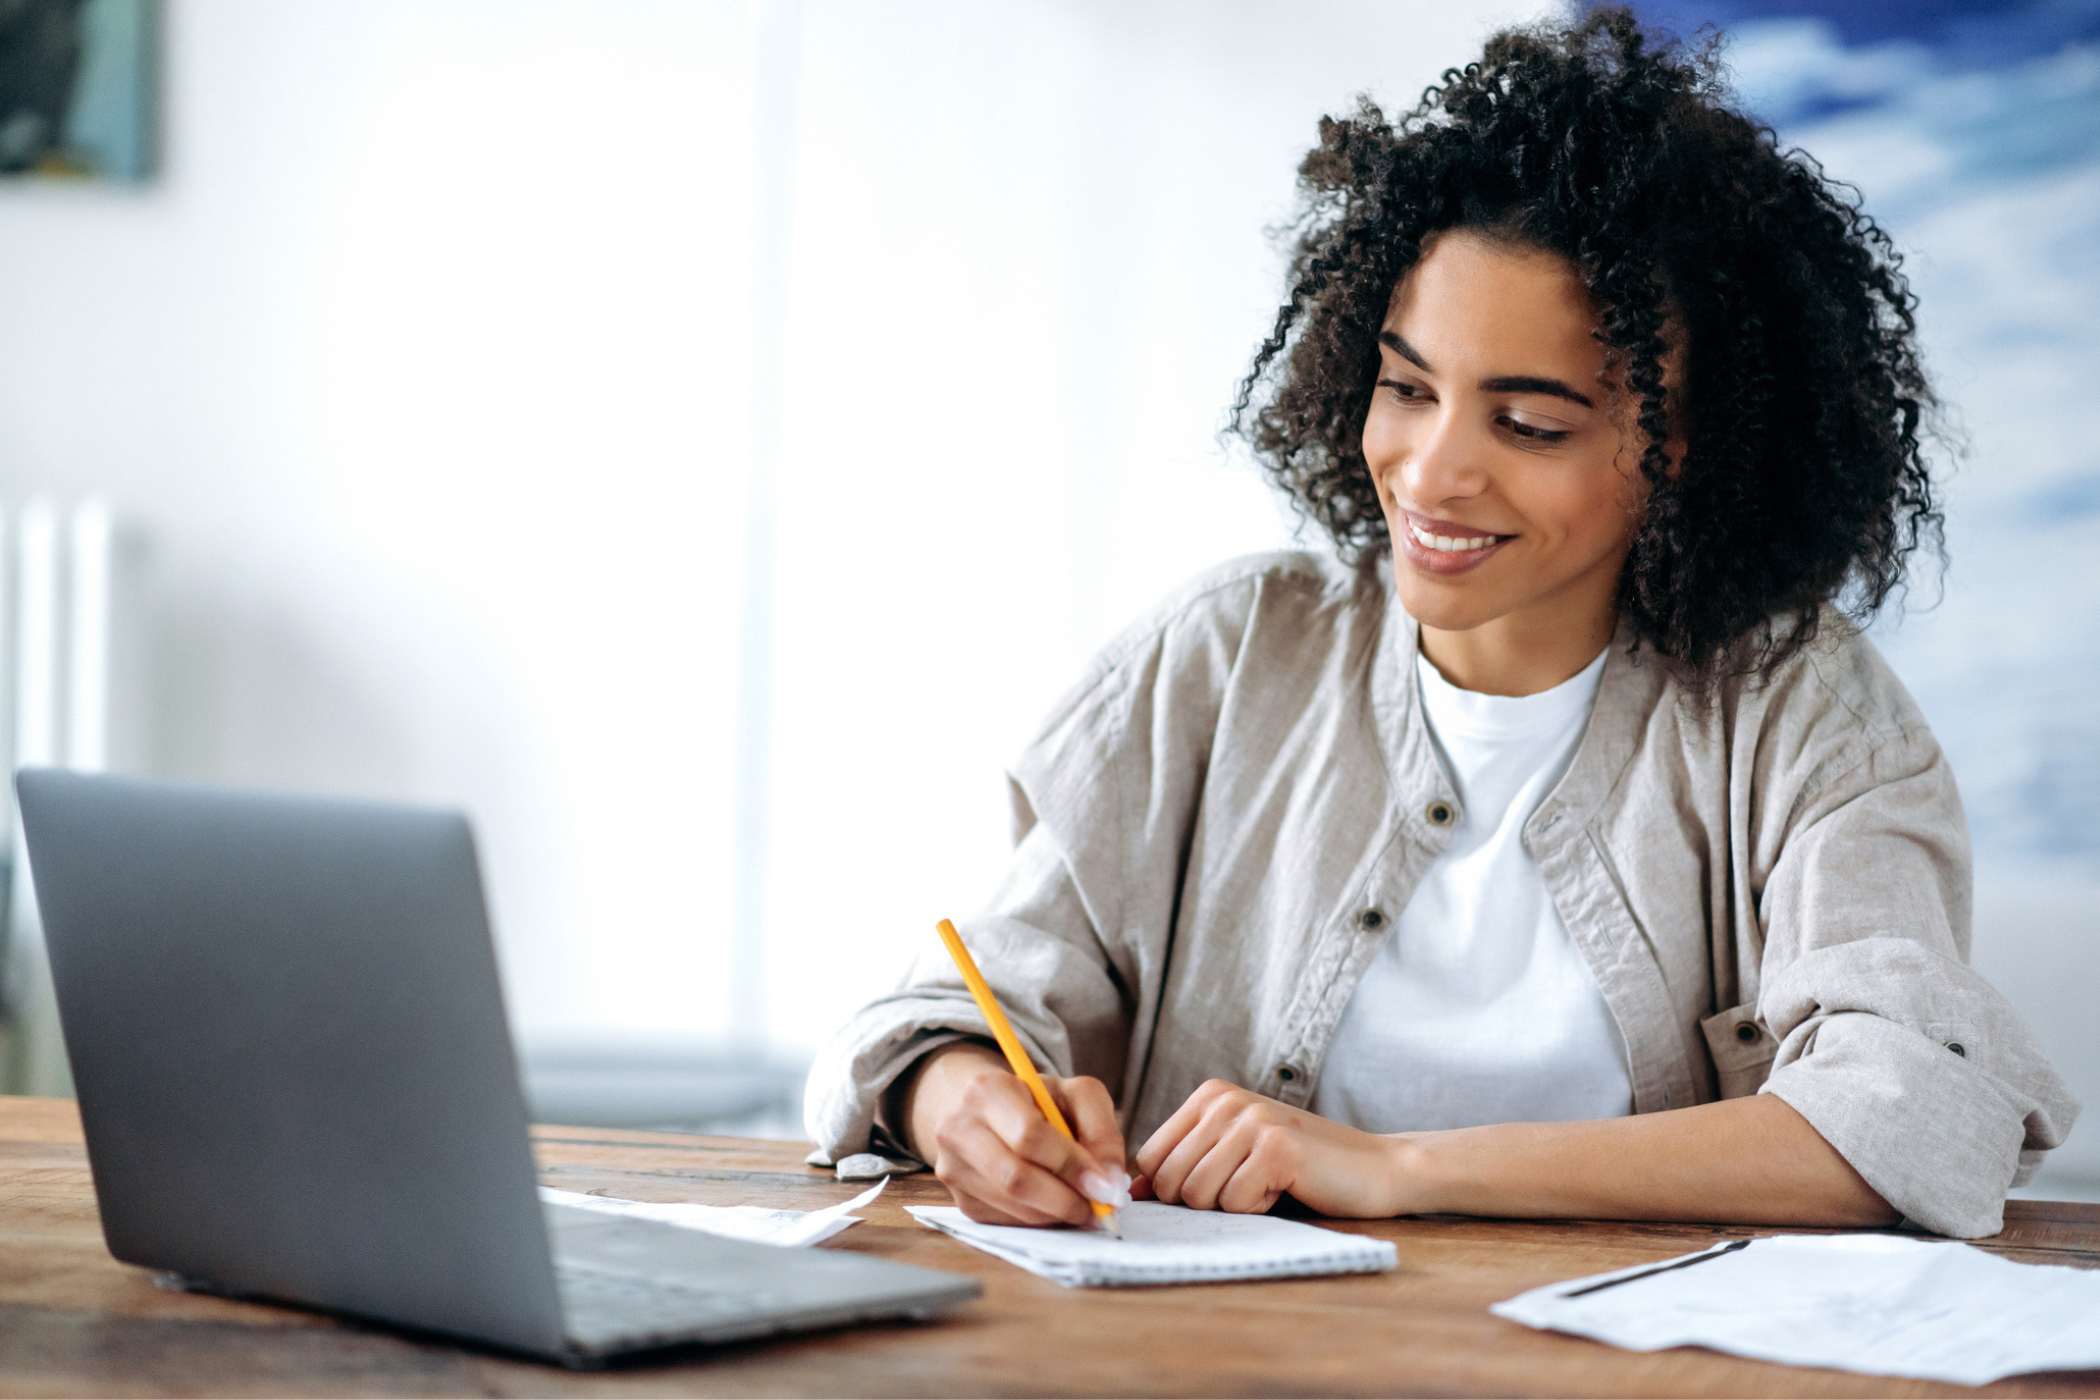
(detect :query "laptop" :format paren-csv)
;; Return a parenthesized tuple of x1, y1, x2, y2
(12, 767, 979, 1367)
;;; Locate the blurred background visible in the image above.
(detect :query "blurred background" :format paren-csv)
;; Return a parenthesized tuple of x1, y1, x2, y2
(0, 0, 2093, 1202)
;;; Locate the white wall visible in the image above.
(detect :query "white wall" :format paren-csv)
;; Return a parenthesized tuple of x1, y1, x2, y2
(1, 0, 760, 1049)
(0, 0, 1546, 1060)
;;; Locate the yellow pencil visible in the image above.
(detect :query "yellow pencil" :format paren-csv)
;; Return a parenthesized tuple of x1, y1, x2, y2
(934, 918, 1122, 1235)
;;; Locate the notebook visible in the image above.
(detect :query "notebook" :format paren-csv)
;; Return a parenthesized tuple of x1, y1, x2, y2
(906, 1201, 1398, 1287)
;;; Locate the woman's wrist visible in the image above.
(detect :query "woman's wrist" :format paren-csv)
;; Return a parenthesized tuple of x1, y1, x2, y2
(1381, 1129, 1449, 1216)
(894, 1038, 1006, 1161)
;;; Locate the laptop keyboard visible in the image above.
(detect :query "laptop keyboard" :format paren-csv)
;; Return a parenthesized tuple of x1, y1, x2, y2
(555, 1259, 776, 1346)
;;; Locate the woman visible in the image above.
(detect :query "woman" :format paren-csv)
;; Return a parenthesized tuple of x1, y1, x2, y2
(803, 5, 2079, 1239)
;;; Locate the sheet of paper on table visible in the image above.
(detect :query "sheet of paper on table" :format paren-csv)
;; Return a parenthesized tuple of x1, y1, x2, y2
(539, 1176, 887, 1248)
(1491, 1231, 2100, 1385)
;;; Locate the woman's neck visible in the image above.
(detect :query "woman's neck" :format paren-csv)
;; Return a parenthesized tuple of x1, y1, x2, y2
(1417, 608, 1617, 696)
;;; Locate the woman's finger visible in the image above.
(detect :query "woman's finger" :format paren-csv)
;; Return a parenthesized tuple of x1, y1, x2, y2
(978, 1080, 1101, 1206)
(1146, 1099, 1234, 1205)
(947, 1120, 1090, 1225)
(1176, 1122, 1254, 1211)
(1216, 1149, 1284, 1215)
(1133, 1083, 1216, 1180)
(1049, 1076, 1127, 1196)
(951, 1193, 1043, 1227)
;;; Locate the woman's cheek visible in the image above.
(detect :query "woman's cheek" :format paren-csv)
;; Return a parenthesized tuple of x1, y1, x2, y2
(1362, 416, 1404, 498)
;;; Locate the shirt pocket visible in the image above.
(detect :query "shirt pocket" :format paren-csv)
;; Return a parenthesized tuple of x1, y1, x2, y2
(1698, 1000, 1779, 1100)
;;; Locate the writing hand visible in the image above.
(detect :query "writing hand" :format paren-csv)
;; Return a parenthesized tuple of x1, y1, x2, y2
(899, 1042, 1130, 1227)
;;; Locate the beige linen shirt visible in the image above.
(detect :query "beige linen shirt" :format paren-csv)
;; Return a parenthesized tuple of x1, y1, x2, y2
(803, 550, 2080, 1238)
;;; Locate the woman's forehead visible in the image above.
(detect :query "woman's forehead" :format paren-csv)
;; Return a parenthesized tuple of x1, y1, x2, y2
(1384, 230, 1607, 380)
(1384, 229, 1686, 395)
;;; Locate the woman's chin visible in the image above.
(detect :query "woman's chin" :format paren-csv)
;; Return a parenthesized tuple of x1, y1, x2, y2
(1392, 571, 1503, 632)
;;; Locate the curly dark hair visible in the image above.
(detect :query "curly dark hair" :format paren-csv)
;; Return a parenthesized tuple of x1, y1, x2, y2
(1225, 2, 1955, 691)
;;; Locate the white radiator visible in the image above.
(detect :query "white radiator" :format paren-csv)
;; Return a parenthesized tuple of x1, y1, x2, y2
(0, 498, 133, 1097)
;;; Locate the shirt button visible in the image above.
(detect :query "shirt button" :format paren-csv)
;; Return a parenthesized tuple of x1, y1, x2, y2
(1734, 1022, 1759, 1044)
(1357, 907, 1386, 932)
(1946, 1041, 1967, 1057)
(1426, 799, 1457, 827)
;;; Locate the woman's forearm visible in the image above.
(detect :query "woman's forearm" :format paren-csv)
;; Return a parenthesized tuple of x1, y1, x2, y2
(1394, 1092, 1903, 1228)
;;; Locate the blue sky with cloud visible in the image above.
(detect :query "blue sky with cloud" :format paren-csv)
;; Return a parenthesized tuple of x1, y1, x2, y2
(1597, 1, 2100, 866)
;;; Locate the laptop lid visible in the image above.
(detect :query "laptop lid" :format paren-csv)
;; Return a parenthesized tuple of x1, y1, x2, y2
(15, 767, 569, 1358)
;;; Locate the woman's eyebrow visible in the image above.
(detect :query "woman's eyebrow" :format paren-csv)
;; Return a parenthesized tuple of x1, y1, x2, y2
(1379, 329, 1596, 410)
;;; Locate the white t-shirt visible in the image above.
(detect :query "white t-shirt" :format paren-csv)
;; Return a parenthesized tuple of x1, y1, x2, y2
(1308, 639, 1634, 1132)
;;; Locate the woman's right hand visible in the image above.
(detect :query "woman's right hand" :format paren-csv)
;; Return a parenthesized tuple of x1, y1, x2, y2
(896, 1040, 1130, 1227)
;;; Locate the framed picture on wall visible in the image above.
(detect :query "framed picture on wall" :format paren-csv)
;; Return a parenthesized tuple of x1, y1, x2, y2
(0, 0, 155, 182)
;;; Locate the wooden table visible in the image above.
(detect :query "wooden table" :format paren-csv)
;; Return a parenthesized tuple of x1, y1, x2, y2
(3, 1095, 2096, 1397)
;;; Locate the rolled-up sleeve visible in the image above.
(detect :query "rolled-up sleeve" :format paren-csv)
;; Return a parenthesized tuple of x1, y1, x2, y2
(1754, 727, 2081, 1238)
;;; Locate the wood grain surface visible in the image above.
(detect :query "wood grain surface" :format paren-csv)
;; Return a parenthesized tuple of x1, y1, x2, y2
(2, 1094, 2095, 1397)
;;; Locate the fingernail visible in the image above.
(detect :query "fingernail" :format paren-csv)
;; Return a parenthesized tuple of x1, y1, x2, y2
(1080, 1171, 1117, 1203)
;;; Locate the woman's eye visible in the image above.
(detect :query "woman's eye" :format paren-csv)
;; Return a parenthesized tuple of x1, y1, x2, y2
(1376, 380, 1571, 447)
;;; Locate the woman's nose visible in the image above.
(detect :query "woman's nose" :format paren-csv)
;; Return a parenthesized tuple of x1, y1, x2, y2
(1396, 413, 1489, 503)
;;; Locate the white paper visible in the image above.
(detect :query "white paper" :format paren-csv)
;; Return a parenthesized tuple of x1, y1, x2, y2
(1491, 1231, 2100, 1385)
(907, 1200, 1397, 1287)
(540, 1177, 887, 1248)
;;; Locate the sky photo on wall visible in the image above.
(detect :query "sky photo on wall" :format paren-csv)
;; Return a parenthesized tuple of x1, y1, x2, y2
(1612, 0, 2100, 880)
(0, 0, 154, 181)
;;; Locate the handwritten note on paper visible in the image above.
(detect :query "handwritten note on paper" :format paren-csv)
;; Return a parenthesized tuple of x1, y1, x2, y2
(907, 1200, 1397, 1286)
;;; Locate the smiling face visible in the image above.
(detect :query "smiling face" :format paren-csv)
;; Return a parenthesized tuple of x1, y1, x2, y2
(1363, 227, 1685, 695)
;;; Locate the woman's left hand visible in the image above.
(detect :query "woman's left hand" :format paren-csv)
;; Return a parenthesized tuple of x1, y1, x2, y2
(1131, 1078, 1420, 1218)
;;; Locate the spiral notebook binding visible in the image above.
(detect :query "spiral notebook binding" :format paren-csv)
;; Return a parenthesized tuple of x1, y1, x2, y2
(1079, 1241, 1397, 1286)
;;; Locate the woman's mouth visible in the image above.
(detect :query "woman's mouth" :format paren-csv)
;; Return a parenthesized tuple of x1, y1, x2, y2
(1399, 513, 1515, 575)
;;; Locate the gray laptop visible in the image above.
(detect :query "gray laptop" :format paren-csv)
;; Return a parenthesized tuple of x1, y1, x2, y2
(13, 767, 978, 1367)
